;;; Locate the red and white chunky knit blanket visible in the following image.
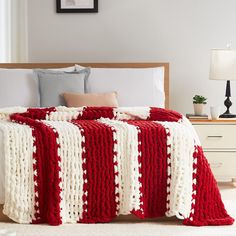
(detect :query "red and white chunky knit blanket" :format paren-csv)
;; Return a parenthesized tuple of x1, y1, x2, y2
(0, 106, 234, 226)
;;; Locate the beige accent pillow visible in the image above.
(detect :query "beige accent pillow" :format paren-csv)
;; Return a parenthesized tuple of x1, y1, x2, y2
(63, 92, 118, 107)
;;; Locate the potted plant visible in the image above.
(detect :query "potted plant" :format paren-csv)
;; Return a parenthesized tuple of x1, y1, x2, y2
(193, 95, 207, 115)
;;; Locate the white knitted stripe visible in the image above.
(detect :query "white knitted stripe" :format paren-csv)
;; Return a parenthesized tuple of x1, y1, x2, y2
(0, 107, 27, 121)
(179, 117, 199, 222)
(114, 107, 151, 120)
(179, 117, 201, 146)
(157, 121, 195, 219)
(0, 121, 35, 223)
(136, 126, 144, 215)
(31, 128, 40, 222)
(189, 145, 198, 222)
(46, 106, 85, 121)
(164, 126, 171, 213)
(99, 119, 141, 215)
(43, 121, 84, 223)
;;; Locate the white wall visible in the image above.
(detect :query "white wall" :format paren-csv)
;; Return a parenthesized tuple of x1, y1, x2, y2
(28, 0, 236, 115)
(0, 0, 8, 62)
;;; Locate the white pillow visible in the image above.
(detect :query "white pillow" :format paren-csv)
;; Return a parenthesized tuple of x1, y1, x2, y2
(76, 65, 165, 107)
(0, 66, 76, 108)
(0, 69, 39, 107)
(49, 66, 76, 72)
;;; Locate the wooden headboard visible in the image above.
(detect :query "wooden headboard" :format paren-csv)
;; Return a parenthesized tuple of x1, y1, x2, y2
(0, 63, 169, 108)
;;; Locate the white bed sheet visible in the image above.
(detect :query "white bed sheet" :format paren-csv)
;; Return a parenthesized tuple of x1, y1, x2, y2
(0, 126, 4, 204)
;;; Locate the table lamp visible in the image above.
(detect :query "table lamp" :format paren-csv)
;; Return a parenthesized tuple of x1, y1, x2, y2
(210, 49, 236, 118)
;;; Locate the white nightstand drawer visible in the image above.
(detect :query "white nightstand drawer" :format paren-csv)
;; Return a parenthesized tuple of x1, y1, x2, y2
(194, 124, 236, 149)
(205, 152, 236, 178)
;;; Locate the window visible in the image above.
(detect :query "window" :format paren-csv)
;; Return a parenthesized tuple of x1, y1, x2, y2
(0, 0, 28, 63)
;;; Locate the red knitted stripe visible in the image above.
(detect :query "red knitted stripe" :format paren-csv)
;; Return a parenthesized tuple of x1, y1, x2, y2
(72, 120, 117, 223)
(17, 107, 57, 120)
(148, 107, 182, 122)
(184, 146, 234, 226)
(128, 121, 168, 218)
(31, 126, 43, 223)
(77, 107, 114, 120)
(43, 123, 62, 225)
(10, 114, 62, 225)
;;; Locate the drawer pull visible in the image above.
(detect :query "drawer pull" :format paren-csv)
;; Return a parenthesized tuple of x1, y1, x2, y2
(210, 162, 223, 168)
(207, 135, 223, 138)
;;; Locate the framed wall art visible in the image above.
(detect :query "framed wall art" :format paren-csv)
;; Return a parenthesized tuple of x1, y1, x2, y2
(56, 0, 98, 13)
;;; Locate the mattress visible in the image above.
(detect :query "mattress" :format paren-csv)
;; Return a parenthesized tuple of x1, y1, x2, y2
(0, 126, 4, 204)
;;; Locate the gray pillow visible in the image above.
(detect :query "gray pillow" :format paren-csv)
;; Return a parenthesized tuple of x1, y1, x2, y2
(34, 68, 90, 107)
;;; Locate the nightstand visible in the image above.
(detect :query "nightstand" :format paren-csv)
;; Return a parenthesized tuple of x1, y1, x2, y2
(190, 119, 236, 185)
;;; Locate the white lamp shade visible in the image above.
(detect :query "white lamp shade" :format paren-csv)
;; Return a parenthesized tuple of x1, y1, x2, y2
(210, 49, 236, 80)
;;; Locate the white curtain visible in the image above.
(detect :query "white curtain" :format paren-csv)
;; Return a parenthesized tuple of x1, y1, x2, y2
(0, 0, 28, 63)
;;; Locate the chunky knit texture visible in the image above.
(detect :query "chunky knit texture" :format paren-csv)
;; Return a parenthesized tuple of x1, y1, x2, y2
(0, 106, 233, 226)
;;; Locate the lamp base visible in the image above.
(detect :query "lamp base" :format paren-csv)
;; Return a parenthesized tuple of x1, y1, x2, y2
(220, 80, 236, 118)
(219, 113, 236, 118)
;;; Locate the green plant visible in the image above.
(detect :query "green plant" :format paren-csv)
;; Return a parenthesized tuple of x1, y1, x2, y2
(193, 95, 207, 104)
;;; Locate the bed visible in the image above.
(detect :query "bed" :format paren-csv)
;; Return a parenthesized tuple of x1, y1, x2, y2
(0, 63, 233, 226)
(0, 62, 169, 223)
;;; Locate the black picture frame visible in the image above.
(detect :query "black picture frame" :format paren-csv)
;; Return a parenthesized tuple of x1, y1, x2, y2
(56, 0, 98, 13)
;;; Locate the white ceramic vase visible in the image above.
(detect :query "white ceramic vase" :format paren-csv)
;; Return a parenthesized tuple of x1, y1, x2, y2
(193, 103, 204, 116)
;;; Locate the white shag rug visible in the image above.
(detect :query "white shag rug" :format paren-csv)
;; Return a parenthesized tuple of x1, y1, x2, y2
(0, 200, 235, 236)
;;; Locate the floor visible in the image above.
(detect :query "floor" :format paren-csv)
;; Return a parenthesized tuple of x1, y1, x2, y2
(0, 183, 236, 236)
